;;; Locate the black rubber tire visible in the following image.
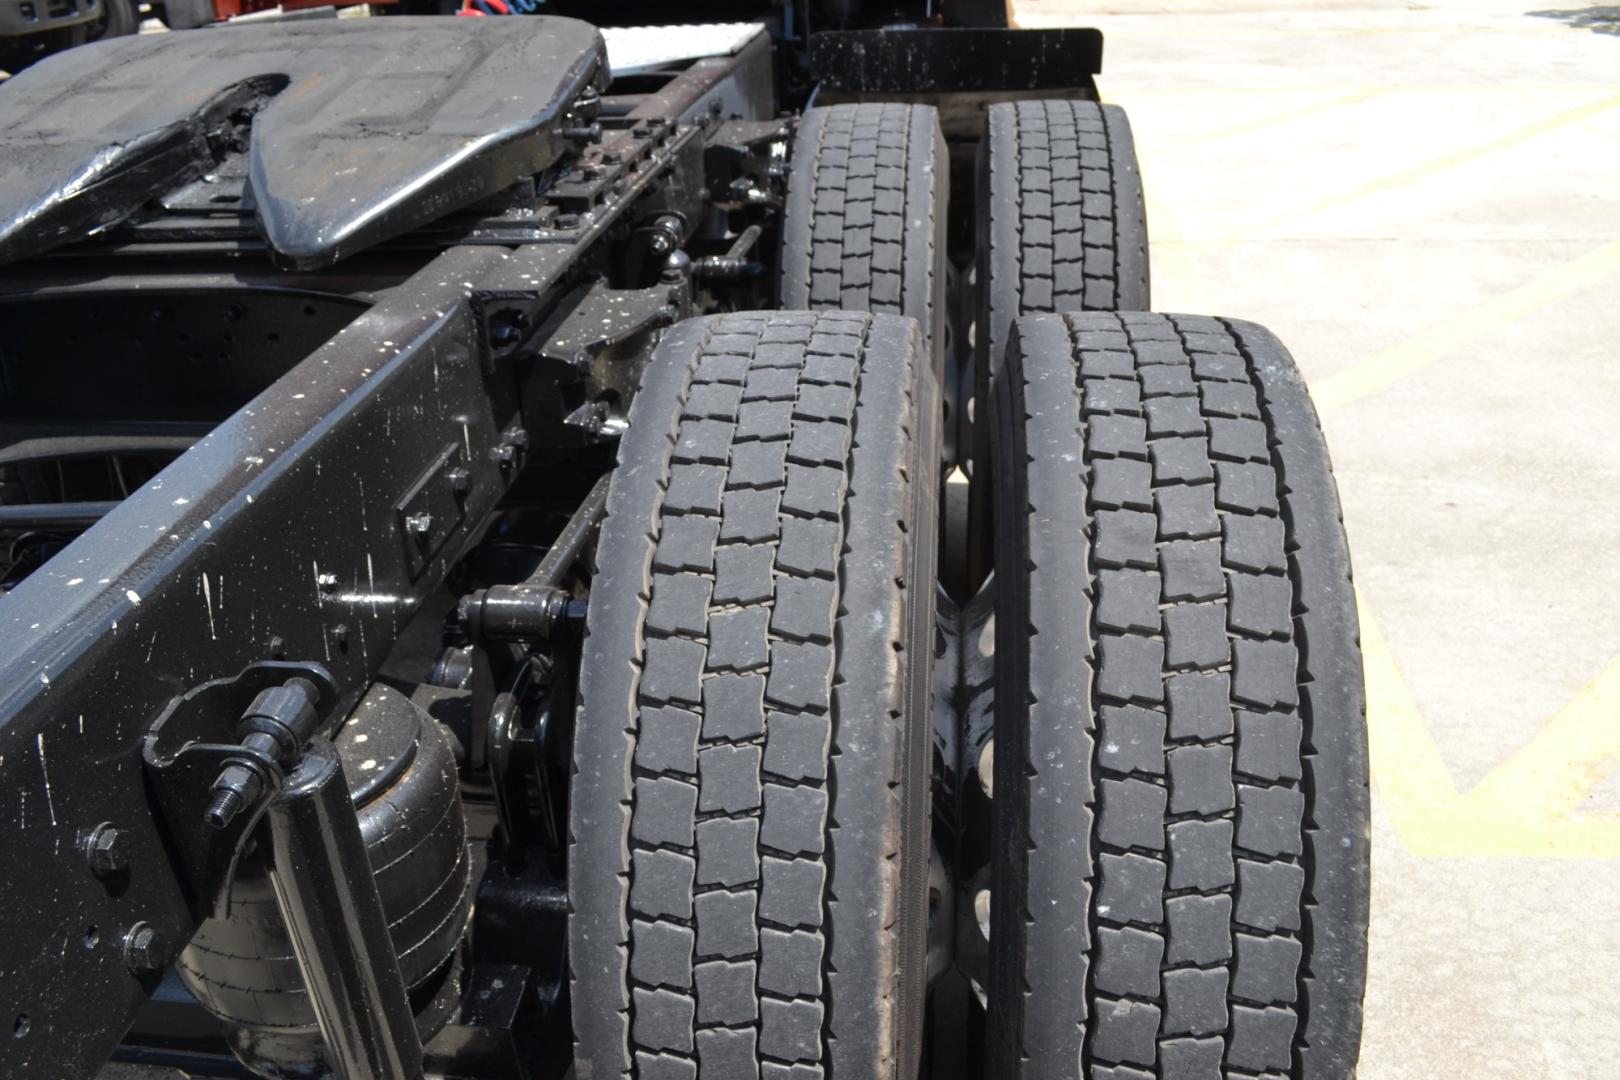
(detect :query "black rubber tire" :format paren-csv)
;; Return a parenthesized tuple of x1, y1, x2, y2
(975, 100, 1149, 404)
(86, 0, 137, 40)
(780, 104, 949, 371)
(986, 312, 1368, 1079)
(966, 101, 1149, 583)
(570, 310, 942, 1079)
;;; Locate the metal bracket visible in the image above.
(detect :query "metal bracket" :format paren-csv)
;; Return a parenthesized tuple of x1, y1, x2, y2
(396, 444, 470, 581)
(538, 282, 681, 373)
(141, 661, 337, 921)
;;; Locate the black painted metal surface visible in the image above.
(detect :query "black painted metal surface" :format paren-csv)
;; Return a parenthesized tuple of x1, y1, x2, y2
(0, 14, 1087, 1076)
(809, 27, 1104, 94)
(0, 248, 517, 1078)
(0, 17, 606, 269)
(0, 34, 718, 1066)
(264, 739, 424, 1080)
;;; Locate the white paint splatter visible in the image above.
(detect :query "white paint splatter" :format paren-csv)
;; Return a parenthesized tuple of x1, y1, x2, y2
(202, 573, 217, 640)
(37, 733, 57, 827)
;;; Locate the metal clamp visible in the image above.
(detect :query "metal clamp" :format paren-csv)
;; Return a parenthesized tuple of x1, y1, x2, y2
(141, 661, 337, 920)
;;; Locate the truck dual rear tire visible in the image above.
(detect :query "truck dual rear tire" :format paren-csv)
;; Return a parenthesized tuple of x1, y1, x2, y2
(87, 0, 137, 40)
(570, 310, 941, 1079)
(780, 103, 949, 371)
(977, 100, 1150, 392)
(573, 104, 1368, 1080)
(968, 99, 1151, 581)
(986, 311, 1369, 1079)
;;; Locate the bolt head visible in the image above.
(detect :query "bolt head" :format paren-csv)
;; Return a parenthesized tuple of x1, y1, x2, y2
(84, 823, 129, 879)
(123, 922, 167, 973)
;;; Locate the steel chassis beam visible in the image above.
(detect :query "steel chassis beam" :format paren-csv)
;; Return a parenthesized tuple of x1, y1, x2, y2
(0, 70, 735, 1076)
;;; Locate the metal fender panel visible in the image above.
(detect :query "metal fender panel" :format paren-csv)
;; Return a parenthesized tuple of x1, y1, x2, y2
(0, 17, 606, 269)
(810, 27, 1104, 94)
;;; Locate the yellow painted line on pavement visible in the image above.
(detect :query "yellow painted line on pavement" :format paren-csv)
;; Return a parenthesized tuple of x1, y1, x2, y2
(1313, 238, 1620, 414)
(1465, 656, 1620, 819)
(1185, 89, 1385, 147)
(1360, 597, 1459, 811)
(1361, 592, 1620, 858)
(1226, 91, 1620, 244)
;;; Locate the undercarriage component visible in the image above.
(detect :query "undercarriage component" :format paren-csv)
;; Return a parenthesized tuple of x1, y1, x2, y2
(569, 310, 941, 1079)
(0, 14, 1372, 1080)
(178, 688, 470, 1079)
(0, 15, 774, 1076)
(0, 18, 606, 269)
(253, 738, 425, 1080)
(0, 0, 98, 74)
(985, 312, 1369, 1079)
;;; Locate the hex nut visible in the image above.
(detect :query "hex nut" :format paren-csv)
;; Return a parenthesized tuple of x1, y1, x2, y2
(83, 823, 128, 880)
(123, 922, 168, 973)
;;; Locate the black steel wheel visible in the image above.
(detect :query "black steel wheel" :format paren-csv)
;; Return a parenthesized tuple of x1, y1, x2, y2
(570, 310, 942, 1079)
(985, 312, 1369, 1079)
